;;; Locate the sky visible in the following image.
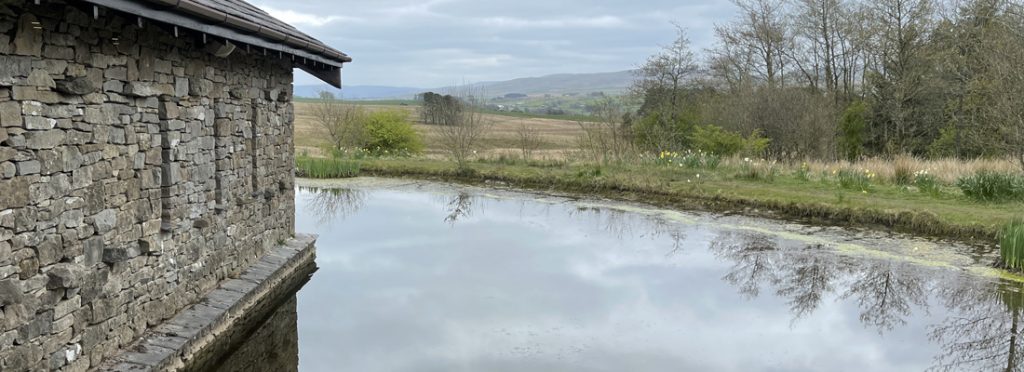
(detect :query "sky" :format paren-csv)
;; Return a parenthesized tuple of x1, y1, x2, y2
(252, 0, 737, 88)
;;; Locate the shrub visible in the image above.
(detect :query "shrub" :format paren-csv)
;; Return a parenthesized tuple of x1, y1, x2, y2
(837, 168, 875, 192)
(838, 101, 867, 161)
(1001, 219, 1024, 271)
(690, 125, 744, 156)
(295, 157, 361, 178)
(689, 125, 770, 157)
(957, 171, 1024, 202)
(363, 110, 423, 154)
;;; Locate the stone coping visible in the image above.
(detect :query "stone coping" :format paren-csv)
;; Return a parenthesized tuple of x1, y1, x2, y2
(95, 234, 318, 371)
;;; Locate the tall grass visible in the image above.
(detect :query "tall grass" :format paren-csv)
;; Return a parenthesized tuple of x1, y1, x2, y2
(837, 168, 875, 192)
(957, 171, 1024, 202)
(1001, 219, 1024, 271)
(805, 156, 1019, 185)
(739, 159, 779, 182)
(296, 157, 361, 178)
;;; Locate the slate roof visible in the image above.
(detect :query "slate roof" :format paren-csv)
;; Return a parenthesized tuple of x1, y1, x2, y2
(179, 0, 350, 64)
(81, 0, 350, 69)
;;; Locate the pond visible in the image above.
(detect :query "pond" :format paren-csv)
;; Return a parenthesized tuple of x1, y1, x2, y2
(223, 178, 1024, 372)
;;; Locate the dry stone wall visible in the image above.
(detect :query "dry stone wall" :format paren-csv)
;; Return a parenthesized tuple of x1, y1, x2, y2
(0, 1, 297, 370)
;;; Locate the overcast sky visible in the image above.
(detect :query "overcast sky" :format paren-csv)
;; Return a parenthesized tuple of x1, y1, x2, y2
(253, 0, 736, 88)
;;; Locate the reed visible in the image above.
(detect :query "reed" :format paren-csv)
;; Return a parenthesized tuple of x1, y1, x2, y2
(1001, 219, 1024, 271)
(295, 157, 361, 179)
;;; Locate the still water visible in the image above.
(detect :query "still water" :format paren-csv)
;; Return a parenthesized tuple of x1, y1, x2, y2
(228, 178, 1024, 372)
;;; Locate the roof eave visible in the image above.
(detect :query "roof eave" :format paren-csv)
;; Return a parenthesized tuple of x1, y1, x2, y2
(79, 0, 350, 87)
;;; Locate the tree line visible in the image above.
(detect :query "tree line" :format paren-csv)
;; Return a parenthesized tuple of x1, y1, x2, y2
(631, 0, 1024, 170)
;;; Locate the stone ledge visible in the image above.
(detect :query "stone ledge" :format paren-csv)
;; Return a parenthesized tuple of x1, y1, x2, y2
(95, 234, 318, 371)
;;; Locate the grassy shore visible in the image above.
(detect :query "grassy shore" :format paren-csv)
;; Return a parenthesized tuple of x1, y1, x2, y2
(297, 156, 1020, 245)
(292, 101, 1021, 245)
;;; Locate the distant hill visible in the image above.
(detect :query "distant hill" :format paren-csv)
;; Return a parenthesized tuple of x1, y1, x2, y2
(293, 70, 637, 100)
(462, 70, 636, 97)
(292, 85, 421, 100)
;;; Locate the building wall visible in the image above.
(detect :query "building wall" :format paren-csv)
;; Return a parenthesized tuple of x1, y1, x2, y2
(0, 1, 297, 370)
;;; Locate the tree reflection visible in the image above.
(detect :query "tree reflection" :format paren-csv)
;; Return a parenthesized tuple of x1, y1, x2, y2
(301, 187, 366, 225)
(841, 261, 930, 332)
(444, 192, 475, 225)
(774, 247, 840, 320)
(712, 231, 929, 329)
(929, 278, 1024, 372)
(569, 206, 688, 257)
(710, 232, 781, 298)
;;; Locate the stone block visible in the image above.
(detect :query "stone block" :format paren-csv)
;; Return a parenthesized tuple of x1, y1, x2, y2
(23, 115, 56, 130)
(16, 256, 36, 280)
(12, 86, 60, 103)
(158, 101, 178, 120)
(83, 237, 103, 267)
(101, 245, 140, 264)
(47, 264, 84, 290)
(16, 310, 53, 344)
(0, 101, 21, 127)
(0, 177, 30, 209)
(174, 77, 188, 97)
(24, 130, 64, 149)
(55, 76, 97, 95)
(0, 278, 25, 306)
(13, 14, 42, 57)
(15, 160, 40, 175)
(26, 69, 55, 88)
(93, 209, 117, 234)
(125, 82, 173, 97)
(102, 80, 124, 94)
(0, 56, 32, 86)
(42, 45, 74, 60)
(35, 235, 61, 266)
(0, 162, 14, 178)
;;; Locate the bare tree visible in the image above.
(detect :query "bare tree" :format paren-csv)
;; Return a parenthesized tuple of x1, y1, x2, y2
(313, 91, 367, 152)
(632, 25, 702, 151)
(435, 86, 492, 170)
(515, 120, 543, 161)
(982, 1, 1024, 171)
(714, 0, 793, 88)
(576, 98, 633, 165)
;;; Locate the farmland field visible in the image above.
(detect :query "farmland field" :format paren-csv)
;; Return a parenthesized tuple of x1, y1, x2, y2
(293, 102, 584, 159)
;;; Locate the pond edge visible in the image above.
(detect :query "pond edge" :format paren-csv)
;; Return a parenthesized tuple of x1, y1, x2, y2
(97, 234, 318, 371)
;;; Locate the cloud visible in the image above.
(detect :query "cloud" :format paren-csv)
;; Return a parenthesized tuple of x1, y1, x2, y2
(251, 0, 735, 87)
(257, 5, 355, 27)
(479, 15, 627, 29)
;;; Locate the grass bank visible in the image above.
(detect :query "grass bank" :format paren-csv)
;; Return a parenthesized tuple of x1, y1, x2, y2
(298, 157, 1020, 245)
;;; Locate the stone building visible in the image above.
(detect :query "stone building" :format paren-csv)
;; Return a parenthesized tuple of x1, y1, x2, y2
(0, 0, 348, 370)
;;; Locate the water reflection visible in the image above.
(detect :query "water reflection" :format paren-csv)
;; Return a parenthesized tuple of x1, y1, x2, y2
(299, 186, 365, 225)
(568, 206, 688, 256)
(712, 231, 930, 330)
(291, 184, 1024, 371)
(931, 279, 1024, 371)
(712, 229, 1024, 371)
(215, 296, 300, 372)
(444, 192, 475, 225)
